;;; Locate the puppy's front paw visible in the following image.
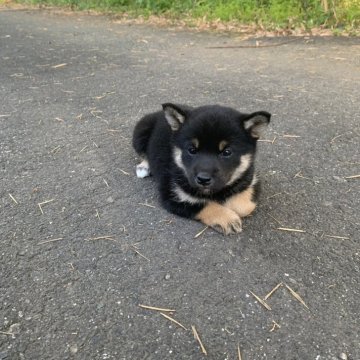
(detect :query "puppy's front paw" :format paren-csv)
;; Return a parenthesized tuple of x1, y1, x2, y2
(136, 159, 150, 178)
(195, 202, 242, 235)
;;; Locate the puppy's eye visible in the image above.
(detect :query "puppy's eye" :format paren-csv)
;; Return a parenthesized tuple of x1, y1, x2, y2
(221, 147, 232, 157)
(188, 146, 198, 155)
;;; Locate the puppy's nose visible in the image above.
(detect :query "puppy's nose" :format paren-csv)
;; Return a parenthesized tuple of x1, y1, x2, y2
(196, 173, 212, 186)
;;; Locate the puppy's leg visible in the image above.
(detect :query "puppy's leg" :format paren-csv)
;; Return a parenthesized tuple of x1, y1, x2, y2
(224, 187, 256, 218)
(136, 158, 151, 178)
(195, 202, 243, 235)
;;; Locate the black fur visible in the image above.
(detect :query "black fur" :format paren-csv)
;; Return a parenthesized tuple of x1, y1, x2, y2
(132, 104, 270, 225)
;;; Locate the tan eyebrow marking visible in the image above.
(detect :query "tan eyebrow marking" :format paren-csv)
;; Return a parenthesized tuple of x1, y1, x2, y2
(219, 140, 228, 152)
(192, 138, 199, 148)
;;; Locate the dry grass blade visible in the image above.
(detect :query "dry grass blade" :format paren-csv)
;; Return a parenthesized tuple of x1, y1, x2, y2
(194, 226, 208, 238)
(37, 237, 64, 245)
(266, 192, 282, 200)
(237, 343, 242, 360)
(85, 235, 115, 241)
(330, 133, 346, 143)
(160, 312, 187, 330)
(264, 283, 283, 300)
(294, 171, 313, 181)
(269, 320, 281, 332)
(284, 284, 309, 310)
(283, 134, 301, 138)
(52, 63, 67, 68)
(9, 193, 18, 204)
(139, 202, 156, 208)
(50, 145, 61, 154)
(267, 213, 283, 226)
(119, 168, 130, 175)
(0, 331, 14, 336)
(249, 291, 271, 310)
(258, 137, 277, 144)
(131, 246, 150, 262)
(38, 199, 55, 214)
(138, 304, 175, 312)
(191, 325, 207, 355)
(324, 234, 350, 240)
(344, 174, 360, 179)
(277, 227, 306, 233)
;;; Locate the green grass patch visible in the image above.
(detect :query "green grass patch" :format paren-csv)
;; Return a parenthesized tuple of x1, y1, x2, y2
(14, 0, 360, 32)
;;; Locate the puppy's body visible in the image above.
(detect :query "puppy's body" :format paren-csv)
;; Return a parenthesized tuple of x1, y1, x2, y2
(132, 104, 271, 234)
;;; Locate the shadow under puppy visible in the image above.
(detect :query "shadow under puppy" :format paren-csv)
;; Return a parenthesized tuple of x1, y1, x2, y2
(132, 104, 271, 235)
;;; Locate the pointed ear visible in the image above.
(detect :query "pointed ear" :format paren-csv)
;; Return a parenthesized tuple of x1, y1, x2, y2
(243, 111, 271, 139)
(162, 103, 187, 131)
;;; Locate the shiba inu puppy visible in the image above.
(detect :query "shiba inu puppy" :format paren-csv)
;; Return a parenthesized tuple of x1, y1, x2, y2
(132, 104, 271, 234)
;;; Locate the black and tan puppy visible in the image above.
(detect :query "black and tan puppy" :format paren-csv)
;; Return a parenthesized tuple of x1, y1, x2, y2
(132, 104, 271, 234)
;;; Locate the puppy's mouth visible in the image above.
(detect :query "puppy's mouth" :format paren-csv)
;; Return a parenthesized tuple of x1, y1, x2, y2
(197, 186, 212, 195)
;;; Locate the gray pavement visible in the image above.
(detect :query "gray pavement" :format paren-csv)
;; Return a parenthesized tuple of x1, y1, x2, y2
(0, 8, 359, 360)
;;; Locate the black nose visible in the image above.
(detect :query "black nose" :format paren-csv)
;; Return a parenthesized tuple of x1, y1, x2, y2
(196, 173, 212, 186)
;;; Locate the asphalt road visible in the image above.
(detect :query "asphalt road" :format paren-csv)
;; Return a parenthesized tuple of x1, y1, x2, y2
(0, 8, 359, 360)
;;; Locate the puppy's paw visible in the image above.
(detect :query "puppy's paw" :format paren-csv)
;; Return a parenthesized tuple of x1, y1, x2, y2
(136, 159, 150, 178)
(195, 202, 242, 235)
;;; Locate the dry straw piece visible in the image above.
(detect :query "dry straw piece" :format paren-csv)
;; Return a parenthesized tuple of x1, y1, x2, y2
(85, 235, 115, 241)
(160, 312, 187, 330)
(237, 343, 242, 360)
(269, 320, 281, 332)
(52, 63, 67, 68)
(38, 199, 55, 214)
(284, 284, 309, 310)
(130, 246, 150, 262)
(277, 227, 306, 233)
(191, 325, 208, 355)
(264, 283, 283, 301)
(194, 226, 209, 238)
(0, 330, 13, 336)
(119, 169, 130, 175)
(249, 291, 272, 310)
(9, 193, 18, 204)
(138, 304, 176, 313)
(37, 237, 64, 245)
(139, 202, 156, 208)
(324, 234, 349, 240)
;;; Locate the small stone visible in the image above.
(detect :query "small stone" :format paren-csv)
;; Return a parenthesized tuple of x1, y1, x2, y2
(69, 345, 78, 354)
(164, 274, 171, 280)
(106, 196, 114, 203)
(339, 353, 347, 360)
(9, 323, 20, 335)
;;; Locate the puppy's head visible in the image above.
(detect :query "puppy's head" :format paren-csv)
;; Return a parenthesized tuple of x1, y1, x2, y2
(163, 103, 271, 195)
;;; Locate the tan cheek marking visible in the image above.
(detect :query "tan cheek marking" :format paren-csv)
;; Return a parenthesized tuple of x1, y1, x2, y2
(226, 153, 252, 186)
(224, 187, 256, 218)
(219, 140, 228, 152)
(173, 147, 187, 174)
(195, 201, 242, 235)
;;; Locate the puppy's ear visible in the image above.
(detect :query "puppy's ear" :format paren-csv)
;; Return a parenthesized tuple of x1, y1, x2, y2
(162, 103, 187, 131)
(243, 111, 271, 139)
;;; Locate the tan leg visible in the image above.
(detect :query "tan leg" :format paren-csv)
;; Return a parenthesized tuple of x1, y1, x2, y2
(224, 187, 256, 218)
(195, 201, 243, 235)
